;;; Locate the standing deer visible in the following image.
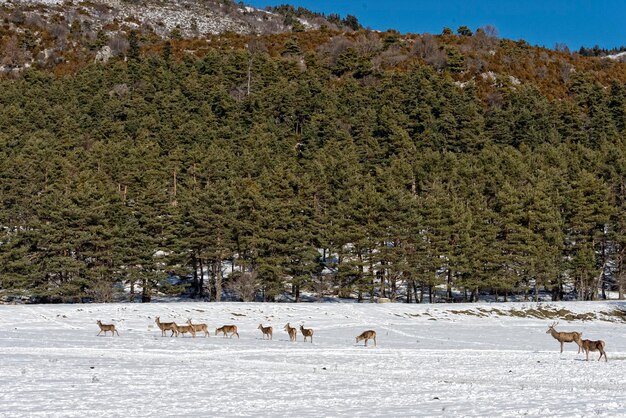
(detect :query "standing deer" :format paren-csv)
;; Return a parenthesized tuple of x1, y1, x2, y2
(155, 316, 178, 337)
(546, 322, 583, 353)
(187, 319, 210, 337)
(356, 330, 376, 347)
(96, 320, 119, 336)
(258, 324, 273, 340)
(284, 323, 297, 342)
(173, 323, 196, 338)
(216, 325, 239, 339)
(574, 334, 608, 362)
(300, 325, 314, 343)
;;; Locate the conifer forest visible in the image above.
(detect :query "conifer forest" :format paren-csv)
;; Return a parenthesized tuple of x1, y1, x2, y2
(1, 4, 626, 303)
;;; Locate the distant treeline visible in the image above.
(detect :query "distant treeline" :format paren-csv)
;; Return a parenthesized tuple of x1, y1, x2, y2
(1, 33, 626, 304)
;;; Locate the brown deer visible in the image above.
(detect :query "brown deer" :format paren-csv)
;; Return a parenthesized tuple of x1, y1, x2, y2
(574, 335, 607, 362)
(173, 323, 196, 338)
(257, 324, 273, 340)
(96, 320, 119, 336)
(546, 322, 583, 353)
(284, 323, 297, 342)
(356, 330, 376, 347)
(155, 316, 178, 337)
(300, 325, 314, 343)
(187, 319, 210, 337)
(216, 325, 239, 339)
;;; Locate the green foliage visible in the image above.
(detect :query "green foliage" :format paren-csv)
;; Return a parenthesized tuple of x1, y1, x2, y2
(1, 38, 626, 304)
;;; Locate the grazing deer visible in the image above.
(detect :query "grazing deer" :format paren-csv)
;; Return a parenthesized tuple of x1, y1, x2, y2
(173, 323, 196, 338)
(574, 335, 607, 362)
(155, 316, 178, 337)
(187, 319, 210, 337)
(258, 324, 273, 340)
(96, 320, 119, 337)
(284, 323, 297, 342)
(356, 330, 376, 347)
(546, 322, 583, 353)
(300, 325, 314, 343)
(215, 325, 239, 339)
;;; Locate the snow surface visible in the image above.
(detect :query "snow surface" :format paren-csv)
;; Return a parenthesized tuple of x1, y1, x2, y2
(1, 301, 625, 417)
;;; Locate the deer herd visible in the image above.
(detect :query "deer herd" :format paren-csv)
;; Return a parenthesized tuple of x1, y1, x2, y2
(96, 317, 608, 360)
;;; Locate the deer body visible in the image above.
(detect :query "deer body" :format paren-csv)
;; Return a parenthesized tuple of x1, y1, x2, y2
(258, 324, 273, 340)
(155, 316, 178, 337)
(284, 323, 297, 342)
(574, 335, 607, 362)
(187, 319, 210, 337)
(546, 322, 582, 353)
(300, 325, 313, 343)
(216, 325, 239, 338)
(173, 323, 196, 338)
(96, 320, 119, 336)
(356, 330, 376, 347)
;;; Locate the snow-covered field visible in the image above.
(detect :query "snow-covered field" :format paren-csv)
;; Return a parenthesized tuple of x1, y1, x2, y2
(1, 301, 625, 417)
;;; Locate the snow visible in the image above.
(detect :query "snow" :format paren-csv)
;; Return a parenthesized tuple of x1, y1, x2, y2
(1, 301, 625, 416)
(606, 51, 626, 61)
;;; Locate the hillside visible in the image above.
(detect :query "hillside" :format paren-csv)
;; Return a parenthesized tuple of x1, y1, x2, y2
(0, 301, 624, 416)
(1, 1, 626, 305)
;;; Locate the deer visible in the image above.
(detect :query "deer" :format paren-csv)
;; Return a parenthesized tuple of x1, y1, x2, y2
(300, 325, 314, 343)
(215, 325, 239, 339)
(356, 330, 377, 347)
(173, 323, 196, 338)
(574, 334, 608, 362)
(258, 324, 273, 340)
(187, 319, 210, 337)
(546, 322, 583, 353)
(96, 320, 119, 337)
(284, 323, 297, 342)
(155, 316, 178, 337)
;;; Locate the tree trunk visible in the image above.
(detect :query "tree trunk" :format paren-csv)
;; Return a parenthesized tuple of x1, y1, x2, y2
(192, 254, 199, 297)
(295, 284, 300, 303)
(214, 260, 223, 302)
(198, 258, 205, 299)
(129, 279, 135, 303)
(141, 278, 151, 303)
(446, 269, 453, 300)
(406, 280, 412, 303)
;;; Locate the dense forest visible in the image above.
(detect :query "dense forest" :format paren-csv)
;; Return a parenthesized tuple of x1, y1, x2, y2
(1, 8, 626, 303)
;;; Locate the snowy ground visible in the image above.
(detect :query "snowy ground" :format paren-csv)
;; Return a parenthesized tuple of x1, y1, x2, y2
(1, 301, 625, 417)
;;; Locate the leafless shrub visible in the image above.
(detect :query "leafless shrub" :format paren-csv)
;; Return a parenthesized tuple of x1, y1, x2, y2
(247, 38, 268, 54)
(412, 34, 446, 70)
(227, 271, 258, 302)
(319, 36, 354, 66)
(536, 65, 549, 79)
(559, 60, 573, 83)
(373, 45, 407, 69)
(108, 33, 129, 55)
(425, 49, 447, 71)
(465, 56, 486, 73)
(49, 23, 69, 40)
(1, 36, 31, 67)
(354, 32, 382, 55)
(25, 13, 46, 28)
(411, 34, 439, 59)
(9, 9, 26, 25)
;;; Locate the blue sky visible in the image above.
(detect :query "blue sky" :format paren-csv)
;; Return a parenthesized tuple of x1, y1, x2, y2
(245, 0, 626, 50)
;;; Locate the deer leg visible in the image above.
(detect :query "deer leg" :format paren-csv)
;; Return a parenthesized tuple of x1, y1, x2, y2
(560, 341, 564, 353)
